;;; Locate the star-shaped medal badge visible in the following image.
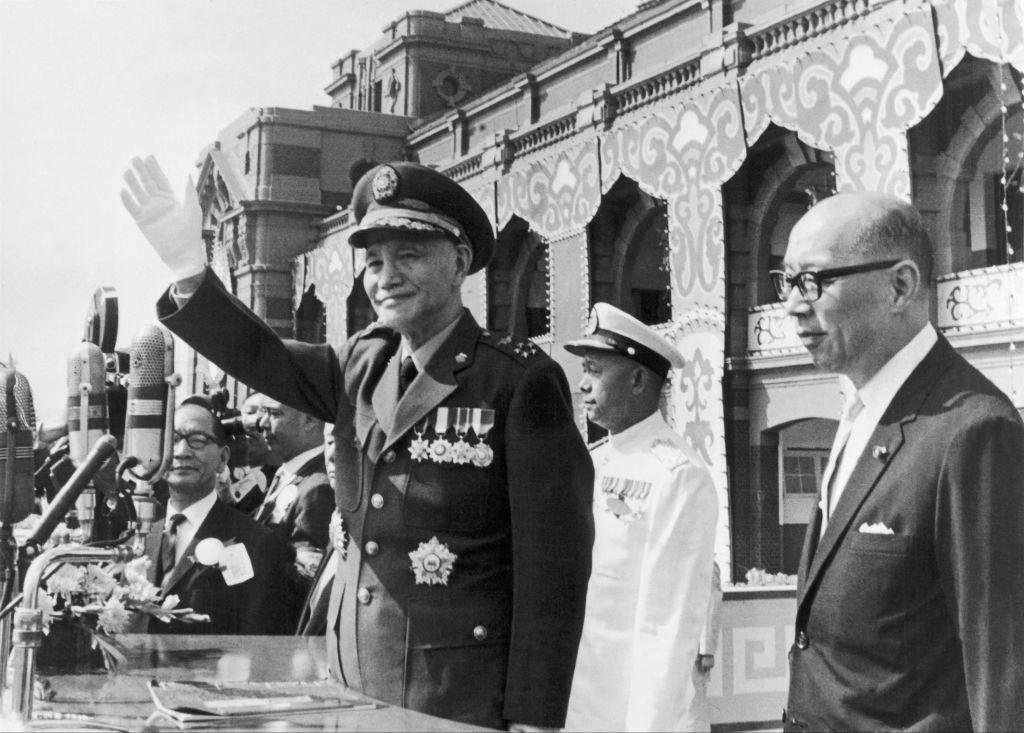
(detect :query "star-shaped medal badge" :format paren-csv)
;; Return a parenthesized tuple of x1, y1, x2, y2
(409, 433, 430, 462)
(408, 537, 457, 586)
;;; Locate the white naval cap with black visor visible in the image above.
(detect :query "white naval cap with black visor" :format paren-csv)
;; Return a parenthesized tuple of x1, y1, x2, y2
(564, 303, 685, 378)
(347, 161, 495, 274)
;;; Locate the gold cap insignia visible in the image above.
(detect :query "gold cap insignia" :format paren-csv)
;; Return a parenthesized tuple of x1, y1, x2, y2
(371, 165, 400, 203)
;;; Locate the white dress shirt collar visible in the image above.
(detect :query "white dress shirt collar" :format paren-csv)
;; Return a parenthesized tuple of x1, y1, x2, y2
(166, 489, 219, 564)
(276, 445, 323, 485)
(826, 323, 938, 517)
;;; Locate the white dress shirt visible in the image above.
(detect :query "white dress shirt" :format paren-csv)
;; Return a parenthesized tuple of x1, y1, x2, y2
(820, 323, 938, 530)
(166, 489, 219, 565)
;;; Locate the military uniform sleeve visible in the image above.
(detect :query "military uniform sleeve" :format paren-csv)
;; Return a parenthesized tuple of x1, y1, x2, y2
(937, 410, 1024, 731)
(157, 268, 342, 423)
(501, 358, 594, 728)
(698, 562, 723, 656)
(625, 460, 717, 731)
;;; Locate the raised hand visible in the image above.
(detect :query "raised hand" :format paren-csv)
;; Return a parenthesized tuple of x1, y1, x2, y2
(121, 155, 205, 281)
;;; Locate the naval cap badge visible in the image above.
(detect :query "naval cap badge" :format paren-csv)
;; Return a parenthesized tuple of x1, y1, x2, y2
(371, 165, 400, 203)
(409, 536, 457, 585)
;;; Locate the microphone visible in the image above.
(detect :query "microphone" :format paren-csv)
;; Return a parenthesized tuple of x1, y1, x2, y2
(0, 368, 36, 526)
(123, 324, 178, 483)
(22, 435, 117, 555)
(66, 342, 109, 467)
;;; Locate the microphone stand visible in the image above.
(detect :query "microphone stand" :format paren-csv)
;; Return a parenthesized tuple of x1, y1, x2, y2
(0, 522, 16, 702)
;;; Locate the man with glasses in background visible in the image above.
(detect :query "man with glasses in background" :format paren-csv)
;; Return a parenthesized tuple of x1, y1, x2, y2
(139, 396, 290, 635)
(774, 192, 1024, 731)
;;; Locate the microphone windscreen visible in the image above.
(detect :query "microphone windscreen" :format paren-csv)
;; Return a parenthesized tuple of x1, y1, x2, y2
(0, 367, 38, 524)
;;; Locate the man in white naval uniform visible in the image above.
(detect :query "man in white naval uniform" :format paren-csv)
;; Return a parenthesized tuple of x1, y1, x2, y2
(563, 303, 718, 733)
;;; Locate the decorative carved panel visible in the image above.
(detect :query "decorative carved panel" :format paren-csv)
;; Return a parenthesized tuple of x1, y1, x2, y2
(300, 240, 356, 349)
(601, 83, 746, 305)
(496, 140, 601, 237)
(741, 7, 943, 200)
(932, 0, 1024, 75)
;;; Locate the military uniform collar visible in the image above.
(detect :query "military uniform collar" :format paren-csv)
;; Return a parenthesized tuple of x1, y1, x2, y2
(399, 312, 463, 371)
(607, 410, 665, 452)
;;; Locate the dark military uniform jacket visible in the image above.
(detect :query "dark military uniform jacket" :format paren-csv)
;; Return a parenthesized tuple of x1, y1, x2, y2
(158, 270, 594, 729)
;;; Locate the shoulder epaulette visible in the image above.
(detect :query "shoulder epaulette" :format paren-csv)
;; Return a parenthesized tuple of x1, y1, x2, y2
(650, 437, 686, 470)
(354, 320, 397, 342)
(588, 436, 609, 452)
(479, 329, 545, 363)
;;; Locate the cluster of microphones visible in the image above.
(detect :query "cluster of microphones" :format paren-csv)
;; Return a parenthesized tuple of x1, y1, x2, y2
(0, 287, 183, 568)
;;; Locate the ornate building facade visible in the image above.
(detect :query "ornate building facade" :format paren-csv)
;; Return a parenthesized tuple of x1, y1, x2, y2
(190, 0, 1024, 581)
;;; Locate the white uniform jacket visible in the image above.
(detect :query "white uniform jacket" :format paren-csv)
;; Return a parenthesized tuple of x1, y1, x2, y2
(565, 411, 718, 732)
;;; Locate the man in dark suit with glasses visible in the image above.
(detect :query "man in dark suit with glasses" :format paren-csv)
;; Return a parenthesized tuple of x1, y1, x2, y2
(775, 192, 1024, 732)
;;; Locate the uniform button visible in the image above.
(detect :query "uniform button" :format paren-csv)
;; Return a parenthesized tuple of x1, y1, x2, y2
(364, 541, 379, 556)
(370, 493, 384, 509)
(796, 630, 809, 650)
(473, 625, 488, 641)
(356, 587, 371, 605)
(382, 449, 396, 463)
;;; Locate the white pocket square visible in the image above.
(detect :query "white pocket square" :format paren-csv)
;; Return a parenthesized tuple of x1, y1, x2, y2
(858, 521, 895, 535)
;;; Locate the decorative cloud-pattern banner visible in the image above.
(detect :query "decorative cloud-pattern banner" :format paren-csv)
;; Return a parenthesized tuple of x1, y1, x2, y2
(300, 239, 356, 349)
(600, 83, 745, 306)
(496, 141, 601, 237)
(932, 0, 1024, 75)
(741, 7, 943, 200)
(600, 84, 745, 579)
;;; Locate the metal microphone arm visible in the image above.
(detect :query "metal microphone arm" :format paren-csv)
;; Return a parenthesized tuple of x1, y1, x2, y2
(21, 435, 117, 558)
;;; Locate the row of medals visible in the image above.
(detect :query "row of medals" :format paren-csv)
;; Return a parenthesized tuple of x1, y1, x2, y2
(408, 408, 495, 467)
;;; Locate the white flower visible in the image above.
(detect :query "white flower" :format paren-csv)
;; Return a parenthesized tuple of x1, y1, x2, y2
(83, 565, 118, 600)
(125, 581, 161, 605)
(124, 556, 151, 585)
(47, 565, 85, 599)
(96, 598, 130, 634)
(37, 592, 57, 633)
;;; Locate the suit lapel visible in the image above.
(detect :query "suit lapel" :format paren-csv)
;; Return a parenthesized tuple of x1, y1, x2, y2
(381, 311, 480, 453)
(371, 351, 401, 442)
(144, 517, 165, 586)
(161, 500, 224, 595)
(798, 337, 956, 608)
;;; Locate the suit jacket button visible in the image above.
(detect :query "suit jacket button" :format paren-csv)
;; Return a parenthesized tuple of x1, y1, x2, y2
(356, 587, 372, 605)
(473, 625, 488, 641)
(796, 630, 809, 649)
(382, 449, 396, 463)
(370, 493, 384, 509)
(364, 541, 379, 556)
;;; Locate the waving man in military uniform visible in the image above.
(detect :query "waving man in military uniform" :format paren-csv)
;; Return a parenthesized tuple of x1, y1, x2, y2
(121, 156, 594, 730)
(563, 303, 717, 732)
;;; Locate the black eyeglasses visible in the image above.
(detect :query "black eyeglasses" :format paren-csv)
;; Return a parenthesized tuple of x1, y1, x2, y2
(172, 430, 222, 450)
(769, 259, 901, 302)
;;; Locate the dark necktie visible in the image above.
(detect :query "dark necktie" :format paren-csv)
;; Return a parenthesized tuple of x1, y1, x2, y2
(158, 513, 186, 584)
(398, 355, 418, 397)
(254, 470, 284, 523)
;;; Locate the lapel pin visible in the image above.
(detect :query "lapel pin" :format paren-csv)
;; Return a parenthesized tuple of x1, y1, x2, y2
(455, 352, 467, 364)
(872, 445, 890, 460)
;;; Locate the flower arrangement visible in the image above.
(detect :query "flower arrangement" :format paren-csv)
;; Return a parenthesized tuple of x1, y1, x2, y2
(34, 534, 209, 670)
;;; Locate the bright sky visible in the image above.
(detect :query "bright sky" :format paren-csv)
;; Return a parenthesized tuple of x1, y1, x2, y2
(0, 0, 637, 422)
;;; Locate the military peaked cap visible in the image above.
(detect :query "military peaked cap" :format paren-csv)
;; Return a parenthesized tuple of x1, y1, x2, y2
(565, 302, 685, 378)
(348, 161, 495, 274)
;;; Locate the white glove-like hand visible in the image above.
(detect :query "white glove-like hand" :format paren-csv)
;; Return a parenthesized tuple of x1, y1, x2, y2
(121, 155, 206, 281)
